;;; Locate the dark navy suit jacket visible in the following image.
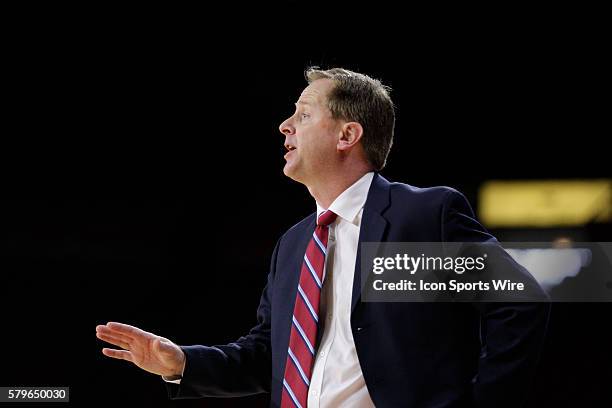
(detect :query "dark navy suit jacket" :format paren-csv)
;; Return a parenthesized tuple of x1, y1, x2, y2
(167, 174, 550, 407)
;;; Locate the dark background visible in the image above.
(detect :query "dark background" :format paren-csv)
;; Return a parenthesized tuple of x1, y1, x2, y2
(1, 4, 610, 407)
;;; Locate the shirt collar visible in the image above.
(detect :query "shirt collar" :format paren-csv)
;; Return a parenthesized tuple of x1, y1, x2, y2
(316, 172, 375, 226)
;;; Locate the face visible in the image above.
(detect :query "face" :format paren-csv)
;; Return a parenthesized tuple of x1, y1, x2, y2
(278, 78, 342, 185)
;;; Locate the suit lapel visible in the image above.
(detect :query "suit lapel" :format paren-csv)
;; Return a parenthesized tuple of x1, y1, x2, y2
(278, 215, 316, 360)
(351, 173, 391, 312)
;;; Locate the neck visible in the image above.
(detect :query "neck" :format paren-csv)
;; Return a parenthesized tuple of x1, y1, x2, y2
(306, 167, 372, 208)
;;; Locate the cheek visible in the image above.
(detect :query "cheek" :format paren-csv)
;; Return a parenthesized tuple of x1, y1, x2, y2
(303, 135, 333, 157)
(318, 131, 339, 155)
(302, 123, 337, 153)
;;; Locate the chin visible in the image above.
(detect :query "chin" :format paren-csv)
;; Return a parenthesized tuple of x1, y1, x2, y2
(283, 164, 304, 183)
(282, 163, 294, 178)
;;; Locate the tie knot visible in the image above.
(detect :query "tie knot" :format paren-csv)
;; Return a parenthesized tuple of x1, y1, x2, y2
(317, 210, 337, 227)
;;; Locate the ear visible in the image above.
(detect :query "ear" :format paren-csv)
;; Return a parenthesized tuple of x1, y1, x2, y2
(337, 121, 364, 152)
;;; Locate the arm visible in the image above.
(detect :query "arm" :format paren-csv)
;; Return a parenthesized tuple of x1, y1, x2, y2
(442, 189, 550, 408)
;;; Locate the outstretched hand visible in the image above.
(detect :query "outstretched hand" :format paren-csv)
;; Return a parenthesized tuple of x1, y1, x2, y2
(96, 322, 185, 378)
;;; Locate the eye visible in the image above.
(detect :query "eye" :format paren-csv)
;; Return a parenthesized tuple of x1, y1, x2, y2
(301, 113, 310, 120)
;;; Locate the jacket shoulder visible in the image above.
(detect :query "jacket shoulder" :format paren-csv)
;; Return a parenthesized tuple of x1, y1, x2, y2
(383, 179, 475, 223)
(387, 181, 462, 204)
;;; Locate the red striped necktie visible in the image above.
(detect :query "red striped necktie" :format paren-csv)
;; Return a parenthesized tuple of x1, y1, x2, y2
(281, 210, 337, 408)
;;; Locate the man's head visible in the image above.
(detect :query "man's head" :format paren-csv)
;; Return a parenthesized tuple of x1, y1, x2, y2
(279, 67, 395, 186)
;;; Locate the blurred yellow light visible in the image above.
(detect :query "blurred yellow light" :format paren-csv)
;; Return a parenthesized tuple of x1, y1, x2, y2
(479, 180, 612, 227)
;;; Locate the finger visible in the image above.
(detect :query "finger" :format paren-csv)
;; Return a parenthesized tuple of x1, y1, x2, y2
(105, 322, 145, 338)
(102, 348, 133, 362)
(96, 326, 134, 343)
(97, 332, 130, 350)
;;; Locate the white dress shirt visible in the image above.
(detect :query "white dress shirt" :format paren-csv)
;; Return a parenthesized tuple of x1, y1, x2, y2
(165, 172, 376, 407)
(308, 171, 375, 408)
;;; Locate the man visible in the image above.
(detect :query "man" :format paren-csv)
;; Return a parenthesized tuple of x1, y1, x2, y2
(96, 68, 549, 407)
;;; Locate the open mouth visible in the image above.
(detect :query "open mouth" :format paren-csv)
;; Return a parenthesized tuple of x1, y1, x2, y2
(284, 144, 297, 157)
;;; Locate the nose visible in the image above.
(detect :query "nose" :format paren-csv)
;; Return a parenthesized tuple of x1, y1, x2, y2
(279, 116, 295, 136)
